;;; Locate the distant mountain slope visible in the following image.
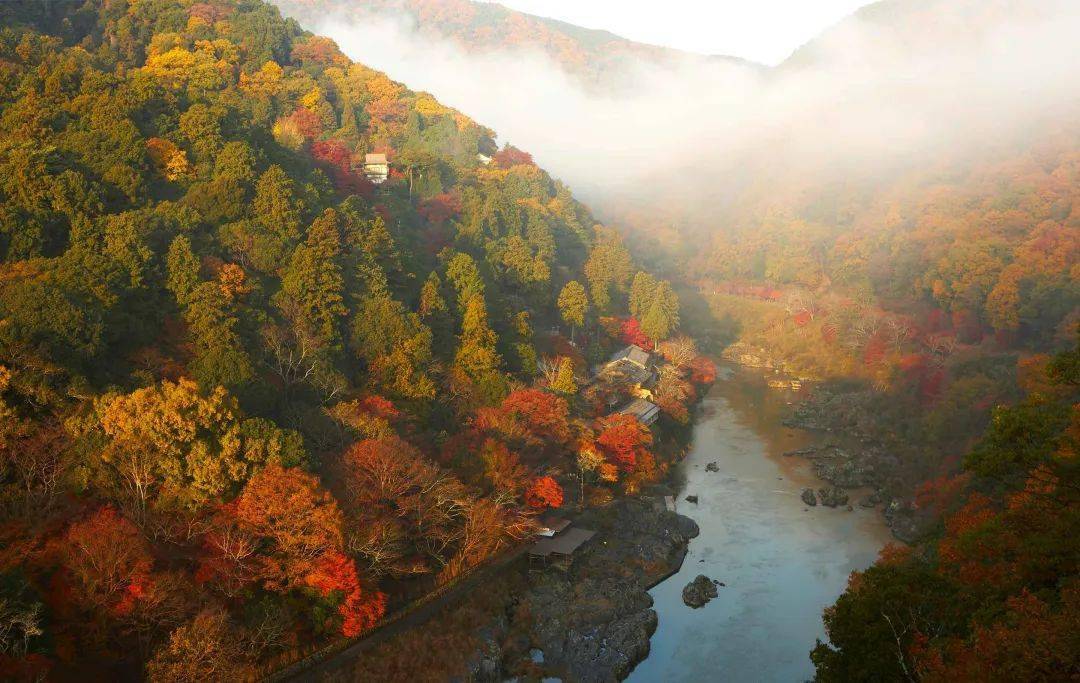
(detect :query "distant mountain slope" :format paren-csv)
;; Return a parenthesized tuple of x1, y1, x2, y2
(273, 0, 758, 88)
(781, 0, 1071, 69)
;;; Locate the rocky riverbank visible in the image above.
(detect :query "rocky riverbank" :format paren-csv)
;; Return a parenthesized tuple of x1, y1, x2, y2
(781, 432, 933, 544)
(465, 497, 699, 682)
(720, 342, 820, 384)
(719, 345, 932, 542)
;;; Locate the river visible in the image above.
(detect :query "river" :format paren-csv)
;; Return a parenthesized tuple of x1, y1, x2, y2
(627, 364, 891, 683)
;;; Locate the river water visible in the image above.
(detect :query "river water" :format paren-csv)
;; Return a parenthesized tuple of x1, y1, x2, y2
(627, 365, 890, 683)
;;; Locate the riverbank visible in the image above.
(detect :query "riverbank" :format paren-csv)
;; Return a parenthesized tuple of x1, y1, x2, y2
(485, 498, 699, 682)
(322, 364, 890, 682)
(326, 496, 699, 682)
(722, 341, 934, 541)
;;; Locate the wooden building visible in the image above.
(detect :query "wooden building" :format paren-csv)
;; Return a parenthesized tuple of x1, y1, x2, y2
(617, 397, 661, 426)
(363, 153, 389, 184)
(528, 527, 597, 569)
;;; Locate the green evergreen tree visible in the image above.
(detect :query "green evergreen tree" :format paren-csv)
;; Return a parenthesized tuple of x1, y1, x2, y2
(338, 98, 361, 141)
(629, 271, 657, 319)
(253, 164, 302, 245)
(418, 271, 447, 318)
(583, 226, 633, 312)
(213, 141, 256, 185)
(557, 280, 588, 342)
(641, 280, 680, 342)
(453, 295, 505, 404)
(184, 282, 253, 390)
(179, 103, 224, 163)
(351, 291, 436, 400)
(275, 209, 347, 348)
(446, 252, 485, 309)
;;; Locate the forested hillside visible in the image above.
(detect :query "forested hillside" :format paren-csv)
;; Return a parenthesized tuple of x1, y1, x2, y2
(0, 0, 705, 679)
(812, 337, 1079, 680)
(348, 0, 1080, 495)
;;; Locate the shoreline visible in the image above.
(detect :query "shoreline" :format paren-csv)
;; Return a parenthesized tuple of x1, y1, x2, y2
(720, 343, 928, 542)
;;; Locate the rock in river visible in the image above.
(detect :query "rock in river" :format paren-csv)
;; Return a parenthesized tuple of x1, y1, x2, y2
(800, 488, 817, 506)
(705, 462, 719, 472)
(817, 487, 849, 508)
(682, 575, 719, 608)
(685, 495, 699, 504)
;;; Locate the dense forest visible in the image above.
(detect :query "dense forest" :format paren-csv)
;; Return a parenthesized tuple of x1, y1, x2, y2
(812, 337, 1079, 680)
(1, 0, 1077, 680)
(0, 0, 710, 679)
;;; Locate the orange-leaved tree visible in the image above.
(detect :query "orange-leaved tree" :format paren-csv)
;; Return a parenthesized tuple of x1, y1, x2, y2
(596, 413, 653, 472)
(524, 476, 564, 509)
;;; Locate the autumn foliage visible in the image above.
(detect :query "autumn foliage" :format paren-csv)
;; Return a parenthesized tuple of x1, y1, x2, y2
(814, 342, 1080, 681)
(524, 476, 564, 509)
(689, 356, 717, 384)
(595, 413, 654, 472)
(0, 0, 690, 677)
(492, 145, 534, 168)
(59, 507, 154, 618)
(304, 551, 387, 637)
(498, 388, 571, 446)
(619, 317, 652, 350)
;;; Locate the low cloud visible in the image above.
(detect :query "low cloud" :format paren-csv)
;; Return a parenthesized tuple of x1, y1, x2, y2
(303, 1, 1080, 232)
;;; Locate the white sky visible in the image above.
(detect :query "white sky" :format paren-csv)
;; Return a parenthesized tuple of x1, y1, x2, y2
(483, 0, 879, 65)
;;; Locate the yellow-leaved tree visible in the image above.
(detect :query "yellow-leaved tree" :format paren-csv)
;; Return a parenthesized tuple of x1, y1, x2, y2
(96, 378, 304, 524)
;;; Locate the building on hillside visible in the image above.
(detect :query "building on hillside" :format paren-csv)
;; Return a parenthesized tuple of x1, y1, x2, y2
(594, 344, 656, 390)
(609, 344, 651, 369)
(584, 344, 659, 412)
(528, 526, 597, 569)
(364, 153, 389, 184)
(617, 397, 661, 426)
(477, 152, 493, 165)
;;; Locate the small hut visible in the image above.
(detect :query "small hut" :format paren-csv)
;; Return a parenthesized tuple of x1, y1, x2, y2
(597, 344, 656, 387)
(363, 153, 389, 184)
(527, 527, 597, 569)
(608, 344, 651, 369)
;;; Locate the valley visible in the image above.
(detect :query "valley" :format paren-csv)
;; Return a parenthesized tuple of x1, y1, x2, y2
(0, 0, 1076, 681)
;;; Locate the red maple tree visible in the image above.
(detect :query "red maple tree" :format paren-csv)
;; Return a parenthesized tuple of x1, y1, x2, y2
(596, 413, 653, 472)
(492, 145, 534, 168)
(499, 388, 571, 445)
(524, 476, 564, 509)
(619, 317, 652, 350)
(304, 551, 387, 637)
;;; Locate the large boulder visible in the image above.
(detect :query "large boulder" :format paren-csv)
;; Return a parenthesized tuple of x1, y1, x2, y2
(817, 487, 849, 508)
(673, 513, 701, 539)
(682, 575, 719, 608)
(801, 488, 817, 506)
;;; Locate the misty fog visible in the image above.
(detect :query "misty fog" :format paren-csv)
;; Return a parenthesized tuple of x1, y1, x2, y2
(297, 0, 1080, 234)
